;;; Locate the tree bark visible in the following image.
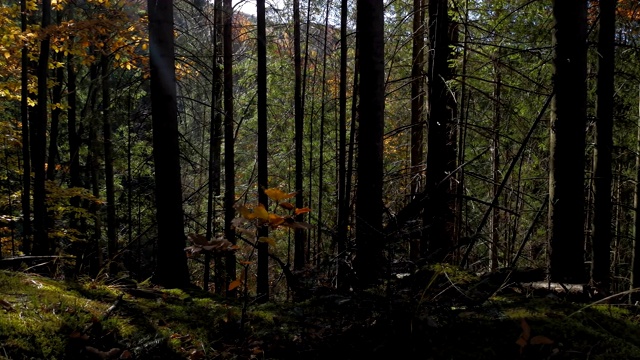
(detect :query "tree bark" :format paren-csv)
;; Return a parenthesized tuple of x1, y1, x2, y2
(256, 0, 269, 302)
(422, 0, 456, 260)
(148, 0, 190, 288)
(355, 0, 385, 287)
(548, 0, 588, 283)
(409, 0, 425, 261)
(294, 0, 306, 272)
(101, 54, 117, 274)
(20, 0, 31, 255)
(591, 0, 616, 290)
(223, 0, 237, 297)
(31, 0, 52, 256)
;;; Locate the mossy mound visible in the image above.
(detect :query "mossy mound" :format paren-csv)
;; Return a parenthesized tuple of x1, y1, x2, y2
(2, 269, 640, 359)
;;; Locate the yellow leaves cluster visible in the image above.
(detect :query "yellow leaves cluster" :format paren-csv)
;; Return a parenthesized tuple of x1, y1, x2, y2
(232, 188, 313, 248)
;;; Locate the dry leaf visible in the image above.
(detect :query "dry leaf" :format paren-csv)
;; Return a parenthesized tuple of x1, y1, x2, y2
(529, 335, 554, 345)
(228, 280, 242, 291)
(294, 207, 311, 215)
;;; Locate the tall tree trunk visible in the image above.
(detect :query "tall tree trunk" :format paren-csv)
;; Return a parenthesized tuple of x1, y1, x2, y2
(223, 0, 236, 296)
(20, 0, 31, 255)
(548, 0, 588, 283)
(32, 0, 52, 256)
(207, 1, 224, 294)
(490, 58, 501, 271)
(316, 0, 331, 269)
(46, 11, 64, 181)
(256, 0, 270, 302)
(422, 0, 456, 260)
(87, 62, 102, 278)
(336, 0, 348, 288)
(294, 0, 306, 272)
(631, 87, 640, 291)
(591, 0, 616, 290)
(148, 0, 190, 288)
(409, 0, 425, 261)
(355, 0, 385, 287)
(101, 54, 117, 274)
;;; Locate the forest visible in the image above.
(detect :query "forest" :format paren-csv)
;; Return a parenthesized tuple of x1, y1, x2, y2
(2, 0, 640, 359)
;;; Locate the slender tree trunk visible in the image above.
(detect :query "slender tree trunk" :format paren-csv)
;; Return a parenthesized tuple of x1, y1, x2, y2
(316, 0, 331, 269)
(148, 0, 190, 288)
(631, 86, 640, 290)
(68, 55, 81, 229)
(21, 0, 31, 255)
(591, 0, 616, 290)
(336, 0, 349, 288)
(47, 11, 64, 181)
(101, 54, 117, 274)
(206, 0, 224, 294)
(256, 0, 269, 302)
(32, 0, 52, 256)
(548, 0, 588, 283)
(223, 0, 237, 297)
(422, 0, 456, 260)
(294, 0, 306, 272)
(86, 62, 101, 278)
(409, 0, 425, 261)
(355, 0, 385, 287)
(490, 58, 501, 271)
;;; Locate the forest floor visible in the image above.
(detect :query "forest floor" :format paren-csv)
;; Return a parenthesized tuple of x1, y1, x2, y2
(2, 266, 640, 359)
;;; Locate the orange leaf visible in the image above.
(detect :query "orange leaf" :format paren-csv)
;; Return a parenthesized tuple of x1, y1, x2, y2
(228, 280, 242, 291)
(254, 204, 269, 220)
(269, 213, 285, 227)
(279, 202, 295, 210)
(295, 207, 311, 215)
(264, 188, 297, 202)
(529, 335, 554, 345)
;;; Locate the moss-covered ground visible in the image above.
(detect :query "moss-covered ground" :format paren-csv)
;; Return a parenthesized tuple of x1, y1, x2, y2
(2, 268, 640, 359)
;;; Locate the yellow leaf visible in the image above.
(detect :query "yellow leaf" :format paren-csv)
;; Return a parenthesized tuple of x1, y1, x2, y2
(529, 335, 554, 345)
(254, 204, 269, 220)
(264, 188, 297, 202)
(258, 237, 276, 246)
(237, 205, 256, 220)
(268, 213, 285, 228)
(295, 207, 311, 215)
(228, 280, 242, 291)
(3, 52, 9, 59)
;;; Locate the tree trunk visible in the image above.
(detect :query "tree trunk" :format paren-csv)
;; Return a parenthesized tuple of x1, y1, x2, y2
(101, 54, 117, 274)
(148, 0, 190, 288)
(631, 86, 640, 291)
(223, 0, 237, 297)
(294, 0, 306, 272)
(409, 0, 425, 261)
(204, 0, 224, 294)
(32, 0, 52, 256)
(591, 0, 616, 290)
(490, 58, 501, 271)
(336, 0, 349, 288)
(20, 0, 31, 255)
(256, 0, 269, 302)
(422, 0, 456, 260)
(355, 0, 385, 287)
(548, 0, 588, 283)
